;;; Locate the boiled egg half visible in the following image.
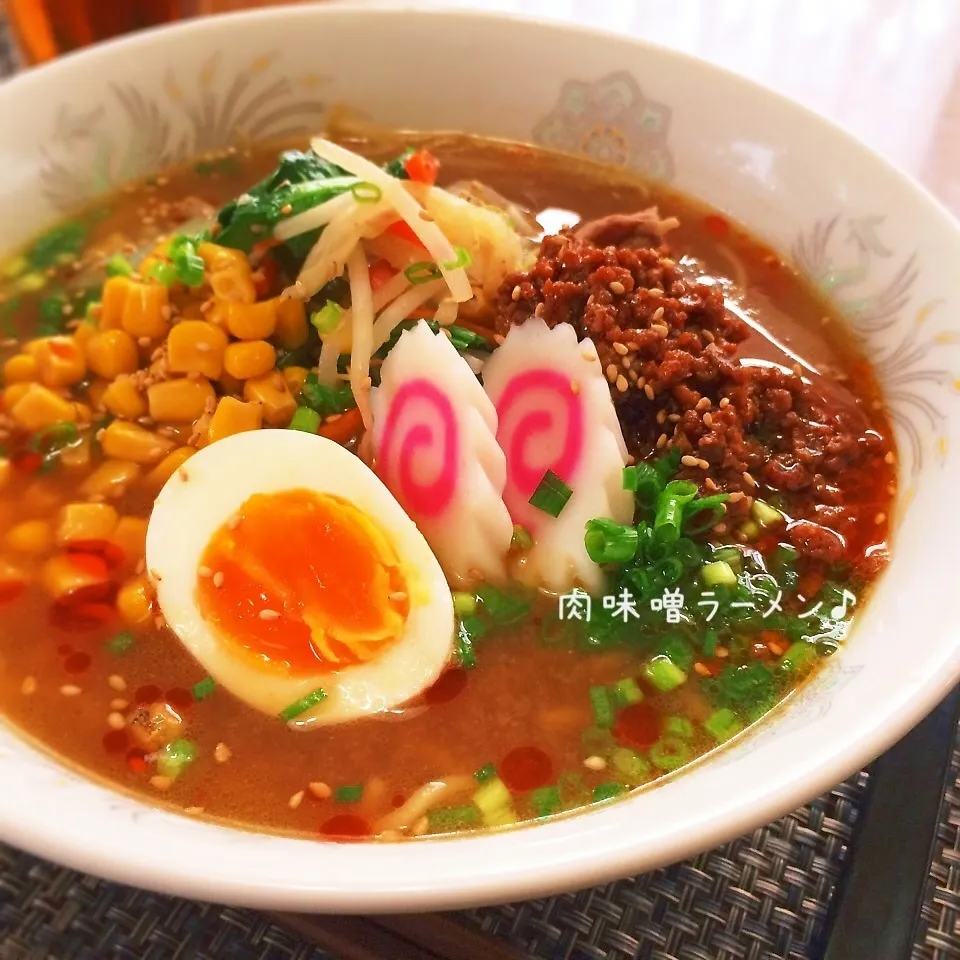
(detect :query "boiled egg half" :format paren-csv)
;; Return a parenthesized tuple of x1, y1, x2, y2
(145, 429, 454, 728)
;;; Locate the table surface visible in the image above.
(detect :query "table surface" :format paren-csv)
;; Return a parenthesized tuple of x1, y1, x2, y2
(1, 3, 959, 960)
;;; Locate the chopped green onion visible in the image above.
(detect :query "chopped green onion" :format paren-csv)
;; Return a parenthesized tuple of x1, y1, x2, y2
(581, 725, 617, 758)
(473, 776, 514, 827)
(28, 421, 78, 455)
(613, 677, 644, 706)
(428, 804, 479, 831)
(739, 519, 761, 541)
(653, 447, 682, 484)
(474, 762, 497, 783)
(752, 499, 784, 528)
(476, 585, 531, 626)
(611, 748, 651, 784)
(335, 783, 364, 803)
(310, 300, 343, 335)
(156, 738, 197, 779)
(440, 246, 472, 271)
(452, 592, 476, 617)
(192, 677, 216, 701)
(713, 546, 743, 568)
(664, 716, 695, 739)
(589, 685, 615, 729)
(279, 687, 326, 722)
(528, 469, 573, 518)
(779, 640, 818, 676)
(649, 735, 693, 772)
(169, 235, 206, 287)
(105, 631, 136, 656)
(404, 261, 441, 285)
(584, 518, 639, 564)
(105, 254, 134, 277)
(622, 462, 664, 509)
(510, 524, 533, 551)
(299, 374, 355, 417)
(704, 707, 743, 743)
(702, 560, 737, 588)
(702, 627, 718, 658)
(455, 614, 487, 669)
(643, 655, 688, 692)
(529, 785, 562, 818)
(654, 479, 698, 544)
(684, 494, 730, 536)
(592, 782, 626, 803)
(288, 406, 321, 434)
(349, 181, 383, 203)
(148, 261, 177, 286)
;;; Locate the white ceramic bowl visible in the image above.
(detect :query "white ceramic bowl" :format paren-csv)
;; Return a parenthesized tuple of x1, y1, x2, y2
(1, 2, 958, 913)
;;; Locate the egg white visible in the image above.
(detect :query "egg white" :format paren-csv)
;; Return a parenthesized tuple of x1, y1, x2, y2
(145, 429, 454, 729)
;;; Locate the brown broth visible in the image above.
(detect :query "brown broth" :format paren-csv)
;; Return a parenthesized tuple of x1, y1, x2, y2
(0, 134, 894, 840)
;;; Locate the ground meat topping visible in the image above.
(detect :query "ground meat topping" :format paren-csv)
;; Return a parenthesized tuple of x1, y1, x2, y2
(493, 231, 890, 562)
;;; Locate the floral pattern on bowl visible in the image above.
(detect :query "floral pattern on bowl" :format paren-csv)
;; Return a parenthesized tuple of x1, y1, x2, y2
(533, 70, 674, 180)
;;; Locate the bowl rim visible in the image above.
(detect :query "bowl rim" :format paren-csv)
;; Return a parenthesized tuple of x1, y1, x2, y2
(1, 0, 959, 913)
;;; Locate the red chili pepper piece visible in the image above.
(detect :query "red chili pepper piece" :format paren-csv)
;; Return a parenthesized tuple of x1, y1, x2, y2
(499, 745, 554, 793)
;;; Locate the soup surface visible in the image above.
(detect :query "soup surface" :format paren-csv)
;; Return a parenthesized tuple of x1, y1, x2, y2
(0, 132, 894, 840)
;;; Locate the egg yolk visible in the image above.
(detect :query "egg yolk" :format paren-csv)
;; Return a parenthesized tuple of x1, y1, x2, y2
(196, 489, 410, 673)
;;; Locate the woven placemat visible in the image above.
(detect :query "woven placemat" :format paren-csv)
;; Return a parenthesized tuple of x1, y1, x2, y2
(1, 20, 959, 960)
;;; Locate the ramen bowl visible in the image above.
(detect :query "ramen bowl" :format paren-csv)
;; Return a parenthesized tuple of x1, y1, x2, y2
(0, 3, 957, 912)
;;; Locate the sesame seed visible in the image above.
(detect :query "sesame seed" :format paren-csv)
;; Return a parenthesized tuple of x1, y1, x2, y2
(884, 451, 895, 465)
(570, 379, 580, 395)
(511, 285, 522, 301)
(628, 369, 639, 382)
(609, 280, 626, 295)
(652, 324, 669, 338)
(227, 514, 241, 530)
(887, 483, 896, 495)
(107, 712, 126, 730)
(110, 698, 129, 711)
(713, 523, 727, 534)
(715, 645, 730, 659)
(388, 591, 407, 602)
(289, 790, 305, 810)
(615, 375, 629, 393)
(583, 755, 607, 771)
(280, 203, 293, 215)
(656, 433, 669, 449)
(606, 364, 618, 383)
(742, 471, 757, 488)
(534, 302, 545, 318)
(582, 348, 597, 362)
(60, 684, 82, 697)
(694, 662, 711, 677)
(308, 781, 332, 800)
(656, 409, 667, 425)
(668, 413, 682, 423)
(644, 384, 655, 400)
(767, 639, 786, 656)
(493, 334, 505, 346)
(137, 336, 151, 348)
(702, 412, 713, 426)
(135, 559, 146, 575)
(874, 512, 887, 525)
(214, 742, 232, 763)
(21, 676, 37, 696)
(185, 806, 204, 815)
(418, 209, 435, 222)
(108, 675, 127, 692)
(613, 342, 629, 356)
(647, 288, 662, 299)
(635, 377, 646, 389)
(259, 609, 280, 621)
(719, 397, 730, 408)
(212, 571, 225, 588)
(411, 816, 430, 837)
(681, 455, 699, 468)
(695, 397, 711, 412)
(149, 775, 173, 792)
(622, 356, 632, 370)
(652, 306, 665, 321)
(727, 491, 745, 503)
(792, 364, 803, 377)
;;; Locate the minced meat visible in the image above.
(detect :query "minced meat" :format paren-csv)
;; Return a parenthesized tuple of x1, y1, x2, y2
(492, 223, 888, 563)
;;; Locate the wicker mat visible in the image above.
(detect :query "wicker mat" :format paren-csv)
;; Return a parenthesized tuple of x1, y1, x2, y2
(0, 749, 951, 960)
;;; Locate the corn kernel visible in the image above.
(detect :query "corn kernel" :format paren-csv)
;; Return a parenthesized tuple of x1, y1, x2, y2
(147, 377, 214, 423)
(223, 340, 276, 380)
(110, 515, 149, 568)
(34, 336, 87, 389)
(243, 372, 296, 426)
(117, 575, 153, 627)
(167, 320, 228, 379)
(100, 421, 176, 465)
(275, 297, 309, 350)
(80, 460, 142, 500)
(218, 372, 244, 395)
(59, 436, 92, 470)
(142, 447, 194, 493)
(198, 243, 248, 274)
(56, 502, 120, 548)
(4, 354, 37, 383)
(40, 553, 109, 603)
(0, 556, 29, 596)
(2, 383, 30, 410)
(217, 300, 277, 340)
(85, 329, 139, 379)
(282, 365, 309, 396)
(206, 397, 263, 445)
(72, 402, 93, 424)
(22, 479, 62, 515)
(10, 384, 77, 431)
(0, 458, 11, 493)
(116, 574, 154, 627)
(101, 376, 148, 420)
(199, 244, 257, 304)
(100, 276, 134, 330)
(72, 319, 97, 350)
(121, 282, 170, 340)
(5, 519, 53, 554)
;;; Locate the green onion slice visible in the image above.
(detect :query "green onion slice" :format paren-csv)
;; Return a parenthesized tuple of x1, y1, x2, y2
(105, 254, 134, 278)
(156, 738, 198, 779)
(28, 421, 78, 454)
(528, 469, 573, 517)
(279, 687, 326, 722)
(288, 406, 321, 434)
(584, 518, 638, 564)
(335, 783, 364, 803)
(350, 181, 383, 204)
(105, 631, 136, 656)
(474, 762, 497, 783)
(684, 494, 730, 536)
(192, 677, 216, 701)
(404, 261, 441, 285)
(310, 300, 343, 335)
(440, 246, 472, 271)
